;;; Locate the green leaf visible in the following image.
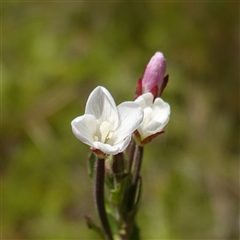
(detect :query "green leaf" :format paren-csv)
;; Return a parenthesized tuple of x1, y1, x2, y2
(106, 210, 119, 236)
(105, 172, 115, 190)
(111, 184, 122, 205)
(113, 174, 132, 212)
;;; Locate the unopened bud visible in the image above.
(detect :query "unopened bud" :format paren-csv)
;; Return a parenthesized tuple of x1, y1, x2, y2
(135, 52, 168, 99)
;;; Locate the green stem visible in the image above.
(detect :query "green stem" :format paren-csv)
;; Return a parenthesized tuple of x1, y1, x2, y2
(127, 138, 136, 173)
(94, 158, 113, 240)
(132, 145, 144, 186)
(123, 145, 143, 239)
(127, 145, 144, 214)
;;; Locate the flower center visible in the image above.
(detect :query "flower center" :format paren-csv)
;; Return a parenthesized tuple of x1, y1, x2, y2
(94, 120, 113, 143)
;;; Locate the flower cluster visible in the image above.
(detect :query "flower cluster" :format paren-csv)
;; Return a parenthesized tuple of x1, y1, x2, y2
(71, 51, 171, 240)
(72, 52, 170, 154)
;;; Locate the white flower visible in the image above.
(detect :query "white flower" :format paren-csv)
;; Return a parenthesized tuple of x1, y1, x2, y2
(71, 86, 144, 155)
(135, 92, 170, 141)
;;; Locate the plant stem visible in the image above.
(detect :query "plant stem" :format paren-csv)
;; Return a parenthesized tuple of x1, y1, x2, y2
(132, 145, 144, 187)
(127, 145, 144, 210)
(127, 138, 136, 173)
(94, 158, 113, 240)
(121, 145, 144, 239)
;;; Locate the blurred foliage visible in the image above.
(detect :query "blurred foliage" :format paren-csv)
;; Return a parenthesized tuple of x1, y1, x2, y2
(2, 1, 239, 239)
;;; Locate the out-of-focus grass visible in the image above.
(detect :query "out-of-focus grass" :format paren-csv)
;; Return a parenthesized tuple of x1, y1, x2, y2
(2, 2, 239, 239)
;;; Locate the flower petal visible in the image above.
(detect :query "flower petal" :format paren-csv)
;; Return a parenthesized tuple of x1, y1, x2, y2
(137, 119, 163, 140)
(145, 120, 164, 135)
(142, 107, 153, 127)
(136, 96, 170, 141)
(134, 92, 153, 109)
(151, 98, 171, 125)
(92, 141, 120, 155)
(93, 135, 131, 155)
(112, 102, 143, 144)
(137, 127, 147, 140)
(71, 114, 96, 147)
(113, 135, 132, 153)
(85, 86, 119, 129)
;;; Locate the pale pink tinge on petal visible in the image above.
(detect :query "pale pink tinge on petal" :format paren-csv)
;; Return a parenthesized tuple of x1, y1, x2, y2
(141, 52, 166, 98)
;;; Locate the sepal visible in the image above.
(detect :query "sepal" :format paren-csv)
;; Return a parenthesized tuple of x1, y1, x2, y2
(141, 130, 165, 145)
(91, 147, 107, 159)
(134, 78, 142, 100)
(159, 74, 169, 97)
(134, 128, 165, 146)
(150, 85, 158, 99)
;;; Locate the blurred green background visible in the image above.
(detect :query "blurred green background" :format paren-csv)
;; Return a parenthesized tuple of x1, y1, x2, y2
(2, 1, 239, 239)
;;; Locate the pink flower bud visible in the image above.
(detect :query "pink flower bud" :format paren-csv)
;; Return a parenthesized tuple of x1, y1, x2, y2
(134, 52, 168, 99)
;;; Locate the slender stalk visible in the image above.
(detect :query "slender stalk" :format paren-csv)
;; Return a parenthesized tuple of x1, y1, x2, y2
(132, 145, 144, 186)
(123, 145, 144, 239)
(126, 145, 144, 213)
(94, 158, 113, 240)
(127, 138, 136, 173)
